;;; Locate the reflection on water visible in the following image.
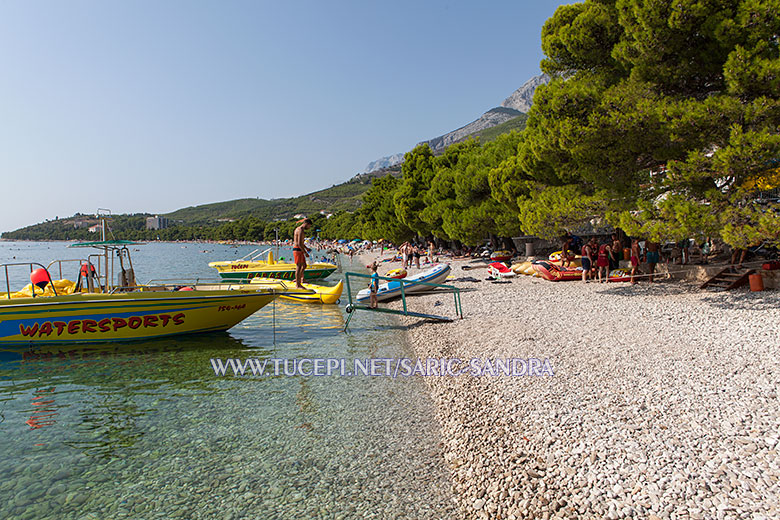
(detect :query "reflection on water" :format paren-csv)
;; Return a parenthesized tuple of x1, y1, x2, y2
(27, 388, 58, 432)
(0, 242, 455, 519)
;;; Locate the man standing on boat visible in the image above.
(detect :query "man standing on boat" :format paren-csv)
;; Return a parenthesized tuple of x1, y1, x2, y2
(293, 219, 313, 289)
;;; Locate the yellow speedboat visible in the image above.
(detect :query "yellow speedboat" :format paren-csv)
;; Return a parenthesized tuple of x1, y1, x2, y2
(209, 250, 337, 282)
(249, 279, 343, 304)
(0, 235, 277, 345)
(0, 287, 276, 345)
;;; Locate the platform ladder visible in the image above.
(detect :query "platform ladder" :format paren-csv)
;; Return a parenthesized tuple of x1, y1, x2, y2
(342, 271, 463, 332)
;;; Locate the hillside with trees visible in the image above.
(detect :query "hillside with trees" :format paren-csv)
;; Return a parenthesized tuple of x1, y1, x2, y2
(5, 1, 778, 249)
(325, 0, 780, 249)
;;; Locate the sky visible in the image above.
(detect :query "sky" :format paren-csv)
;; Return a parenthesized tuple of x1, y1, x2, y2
(0, 0, 574, 233)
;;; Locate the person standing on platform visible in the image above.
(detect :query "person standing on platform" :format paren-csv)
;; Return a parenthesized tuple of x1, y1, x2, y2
(293, 219, 312, 289)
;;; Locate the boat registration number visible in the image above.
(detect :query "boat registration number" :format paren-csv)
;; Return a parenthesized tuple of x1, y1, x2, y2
(218, 304, 247, 311)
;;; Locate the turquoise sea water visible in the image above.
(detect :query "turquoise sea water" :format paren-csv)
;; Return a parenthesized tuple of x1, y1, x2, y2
(0, 241, 455, 519)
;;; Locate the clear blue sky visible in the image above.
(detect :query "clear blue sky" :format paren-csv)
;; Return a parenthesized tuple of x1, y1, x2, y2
(0, 1, 574, 233)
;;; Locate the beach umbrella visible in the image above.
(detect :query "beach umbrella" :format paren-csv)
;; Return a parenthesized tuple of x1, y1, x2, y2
(338, 239, 348, 244)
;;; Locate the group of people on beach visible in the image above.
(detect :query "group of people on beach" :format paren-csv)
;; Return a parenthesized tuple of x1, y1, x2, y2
(560, 233, 662, 284)
(398, 241, 435, 270)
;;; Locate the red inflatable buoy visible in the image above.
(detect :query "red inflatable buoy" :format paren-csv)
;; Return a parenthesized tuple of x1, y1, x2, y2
(30, 268, 52, 289)
(178, 286, 194, 291)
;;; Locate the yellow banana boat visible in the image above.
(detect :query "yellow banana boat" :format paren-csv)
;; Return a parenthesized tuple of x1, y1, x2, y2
(249, 279, 343, 304)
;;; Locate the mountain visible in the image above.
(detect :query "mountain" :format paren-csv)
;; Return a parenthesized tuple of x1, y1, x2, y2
(365, 72, 549, 163)
(501, 73, 550, 112)
(1, 166, 404, 238)
(164, 166, 402, 225)
(365, 153, 405, 173)
(418, 107, 524, 154)
(469, 112, 529, 143)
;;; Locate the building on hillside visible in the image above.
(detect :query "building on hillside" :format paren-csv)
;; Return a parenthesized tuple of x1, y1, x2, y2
(146, 216, 169, 230)
(88, 224, 101, 233)
(73, 220, 88, 229)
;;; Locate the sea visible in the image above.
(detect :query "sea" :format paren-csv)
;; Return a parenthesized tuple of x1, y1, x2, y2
(0, 241, 456, 520)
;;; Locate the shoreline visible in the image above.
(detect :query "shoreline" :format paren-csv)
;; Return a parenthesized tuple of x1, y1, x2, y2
(366, 255, 779, 519)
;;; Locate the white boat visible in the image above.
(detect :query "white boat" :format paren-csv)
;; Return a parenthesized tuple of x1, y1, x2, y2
(356, 263, 451, 303)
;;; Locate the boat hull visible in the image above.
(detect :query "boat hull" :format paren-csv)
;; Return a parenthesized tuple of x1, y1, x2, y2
(0, 290, 276, 345)
(356, 264, 451, 303)
(216, 268, 337, 281)
(209, 261, 337, 281)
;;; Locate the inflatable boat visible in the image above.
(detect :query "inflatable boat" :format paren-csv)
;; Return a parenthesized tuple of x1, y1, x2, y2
(511, 261, 540, 277)
(532, 261, 583, 281)
(490, 250, 513, 262)
(608, 268, 632, 282)
(488, 262, 516, 278)
(548, 251, 582, 267)
(356, 263, 451, 303)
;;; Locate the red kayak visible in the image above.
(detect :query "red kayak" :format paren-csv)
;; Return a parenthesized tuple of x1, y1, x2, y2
(532, 261, 582, 281)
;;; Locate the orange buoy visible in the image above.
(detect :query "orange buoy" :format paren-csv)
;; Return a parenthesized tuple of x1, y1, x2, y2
(30, 268, 52, 289)
(749, 273, 764, 292)
(178, 286, 194, 291)
(80, 262, 96, 276)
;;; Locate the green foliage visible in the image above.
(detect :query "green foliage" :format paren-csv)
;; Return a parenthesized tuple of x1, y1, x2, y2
(541, 1, 623, 76)
(359, 175, 414, 245)
(393, 145, 436, 236)
(517, 185, 609, 239)
(471, 114, 529, 143)
(504, 0, 780, 248)
(162, 171, 395, 226)
(319, 211, 362, 240)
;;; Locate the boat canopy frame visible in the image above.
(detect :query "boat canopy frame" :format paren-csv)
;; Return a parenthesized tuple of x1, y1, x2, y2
(68, 240, 141, 293)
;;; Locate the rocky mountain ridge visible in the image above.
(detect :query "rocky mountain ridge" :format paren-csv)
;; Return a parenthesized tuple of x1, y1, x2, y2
(418, 107, 524, 154)
(501, 73, 550, 112)
(364, 73, 549, 171)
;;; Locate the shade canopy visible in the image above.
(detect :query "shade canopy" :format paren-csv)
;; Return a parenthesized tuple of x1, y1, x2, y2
(69, 240, 143, 248)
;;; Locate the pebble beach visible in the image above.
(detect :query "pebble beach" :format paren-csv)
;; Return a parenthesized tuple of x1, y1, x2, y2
(367, 255, 780, 519)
